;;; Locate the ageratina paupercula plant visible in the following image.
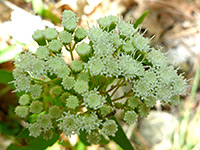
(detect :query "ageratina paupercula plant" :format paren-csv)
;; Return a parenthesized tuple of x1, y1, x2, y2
(12, 10, 187, 149)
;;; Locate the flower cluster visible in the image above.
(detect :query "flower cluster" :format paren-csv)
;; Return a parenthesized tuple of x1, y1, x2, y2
(13, 10, 187, 144)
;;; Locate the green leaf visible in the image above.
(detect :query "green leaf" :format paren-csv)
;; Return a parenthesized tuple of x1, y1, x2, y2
(79, 130, 91, 146)
(134, 10, 149, 28)
(75, 140, 86, 150)
(6, 128, 59, 150)
(0, 45, 18, 64)
(0, 69, 15, 89)
(109, 117, 135, 150)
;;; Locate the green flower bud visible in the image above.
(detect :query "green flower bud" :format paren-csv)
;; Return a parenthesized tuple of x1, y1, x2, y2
(30, 84, 43, 99)
(74, 27, 87, 42)
(87, 130, 101, 144)
(144, 96, 157, 107)
(36, 46, 50, 59)
(55, 64, 71, 78)
(123, 110, 138, 124)
(62, 10, 78, 20)
(43, 28, 58, 41)
(51, 85, 63, 96)
(19, 94, 30, 106)
(59, 31, 72, 44)
(138, 103, 150, 118)
(81, 112, 101, 134)
(99, 105, 112, 118)
(74, 80, 89, 94)
(101, 119, 118, 136)
(77, 71, 89, 82)
(70, 60, 83, 72)
(15, 106, 29, 118)
(42, 129, 53, 140)
(31, 59, 45, 76)
(97, 16, 118, 31)
(32, 29, 46, 45)
(126, 97, 139, 109)
(48, 39, 62, 52)
(62, 19, 77, 32)
(30, 100, 43, 114)
(66, 95, 79, 109)
(37, 114, 53, 131)
(61, 76, 75, 90)
(49, 105, 61, 118)
(46, 56, 64, 72)
(28, 123, 42, 137)
(76, 43, 91, 62)
(60, 92, 71, 103)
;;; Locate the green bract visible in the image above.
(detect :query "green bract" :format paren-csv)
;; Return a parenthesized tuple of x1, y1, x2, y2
(13, 10, 187, 146)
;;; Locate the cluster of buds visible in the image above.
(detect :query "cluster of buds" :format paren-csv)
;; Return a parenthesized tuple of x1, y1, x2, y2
(13, 10, 187, 144)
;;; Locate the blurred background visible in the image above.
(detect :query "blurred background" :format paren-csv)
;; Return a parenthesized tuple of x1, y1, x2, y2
(0, 0, 200, 150)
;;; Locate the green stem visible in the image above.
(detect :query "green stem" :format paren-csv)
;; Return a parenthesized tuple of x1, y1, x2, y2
(110, 79, 125, 98)
(111, 90, 134, 102)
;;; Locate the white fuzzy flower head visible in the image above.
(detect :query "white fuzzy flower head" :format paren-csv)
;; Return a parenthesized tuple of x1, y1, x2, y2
(83, 90, 106, 110)
(118, 54, 144, 80)
(86, 56, 104, 76)
(132, 32, 150, 52)
(57, 112, 81, 137)
(117, 20, 137, 38)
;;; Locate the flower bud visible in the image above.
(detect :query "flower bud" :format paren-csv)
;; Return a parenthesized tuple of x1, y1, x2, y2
(101, 119, 118, 136)
(51, 85, 63, 96)
(15, 106, 29, 118)
(66, 95, 79, 109)
(49, 105, 61, 118)
(74, 27, 87, 42)
(43, 28, 58, 41)
(76, 43, 91, 62)
(36, 46, 50, 59)
(87, 130, 101, 144)
(19, 94, 30, 106)
(70, 60, 83, 72)
(74, 80, 89, 94)
(48, 39, 62, 53)
(123, 110, 138, 124)
(59, 31, 72, 44)
(30, 100, 43, 114)
(32, 29, 46, 45)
